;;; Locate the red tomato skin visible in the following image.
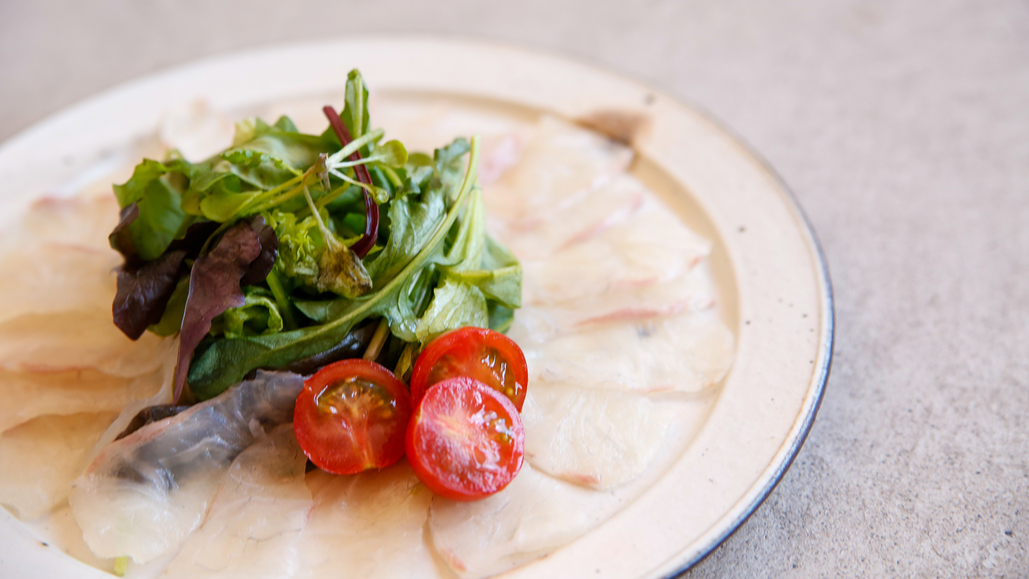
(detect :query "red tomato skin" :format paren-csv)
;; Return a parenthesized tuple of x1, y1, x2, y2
(410, 327, 528, 411)
(294, 359, 412, 475)
(406, 377, 524, 501)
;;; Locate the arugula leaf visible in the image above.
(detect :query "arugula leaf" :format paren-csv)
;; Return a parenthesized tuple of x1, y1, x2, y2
(409, 186, 521, 343)
(222, 131, 331, 190)
(364, 175, 448, 286)
(230, 115, 299, 147)
(434, 138, 471, 201)
(345, 70, 370, 144)
(414, 279, 488, 342)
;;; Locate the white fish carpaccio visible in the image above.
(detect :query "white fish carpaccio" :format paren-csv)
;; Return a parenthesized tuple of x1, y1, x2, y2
(509, 309, 735, 395)
(0, 411, 118, 519)
(4, 195, 120, 253)
(0, 103, 736, 579)
(521, 385, 673, 490)
(161, 424, 312, 579)
(0, 368, 165, 433)
(296, 463, 435, 579)
(521, 197, 711, 303)
(68, 371, 304, 563)
(417, 109, 734, 579)
(481, 115, 634, 229)
(0, 310, 171, 377)
(0, 244, 119, 324)
(428, 463, 627, 579)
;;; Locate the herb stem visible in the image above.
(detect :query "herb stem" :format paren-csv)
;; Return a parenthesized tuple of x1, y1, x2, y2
(325, 129, 384, 167)
(394, 342, 418, 382)
(363, 318, 391, 362)
(382, 166, 403, 188)
(265, 269, 297, 330)
(237, 172, 306, 217)
(247, 180, 309, 215)
(114, 556, 128, 577)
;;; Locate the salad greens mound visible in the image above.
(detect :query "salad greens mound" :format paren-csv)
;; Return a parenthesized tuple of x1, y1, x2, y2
(109, 70, 522, 402)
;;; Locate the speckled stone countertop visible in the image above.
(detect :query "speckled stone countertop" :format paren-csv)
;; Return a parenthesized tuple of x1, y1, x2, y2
(2, 0, 1026, 576)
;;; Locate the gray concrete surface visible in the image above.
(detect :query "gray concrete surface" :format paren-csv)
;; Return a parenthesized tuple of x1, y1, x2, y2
(2, 0, 1027, 576)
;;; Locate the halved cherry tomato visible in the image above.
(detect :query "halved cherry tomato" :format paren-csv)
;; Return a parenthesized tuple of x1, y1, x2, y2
(406, 377, 524, 501)
(410, 327, 528, 411)
(294, 358, 411, 475)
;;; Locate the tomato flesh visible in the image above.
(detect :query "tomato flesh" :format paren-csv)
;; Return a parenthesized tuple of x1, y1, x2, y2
(411, 327, 528, 411)
(406, 377, 524, 501)
(294, 359, 411, 475)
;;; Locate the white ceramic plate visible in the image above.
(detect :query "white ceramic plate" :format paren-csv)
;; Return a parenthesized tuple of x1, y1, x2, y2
(0, 37, 832, 578)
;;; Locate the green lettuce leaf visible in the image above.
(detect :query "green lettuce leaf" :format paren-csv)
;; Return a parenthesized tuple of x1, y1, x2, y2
(211, 287, 284, 338)
(111, 159, 193, 260)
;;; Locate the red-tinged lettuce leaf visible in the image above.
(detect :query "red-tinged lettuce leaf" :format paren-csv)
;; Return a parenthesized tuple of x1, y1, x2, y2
(242, 217, 279, 285)
(111, 220, 221, 340)
(113, 249, 188, 340)
(109, 203, 140, 263)
(173, 216, 276, 402)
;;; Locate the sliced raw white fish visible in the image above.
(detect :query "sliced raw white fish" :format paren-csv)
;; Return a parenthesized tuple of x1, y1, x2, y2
(11, 195, 120, 252)
(69, 371, 304, 563)
(428, 463, 624, 579)
(521, 258, 717, 329)
(0, 310, 171, 377)
(298, 462, 434, 579)
(521, 385, 672, 490)
(0, 244, 119, 323)
(78, 337, 177, 464)
(0, 367, 165, 433)
(509, 261, 718, 343)
(162, 424, 311, 579)
(482, 115, 633, 225)
(519, 198, 713, 310)
(0, 412, 118, 519)
(497, 173, 647, 261)
(511, 310, 735, 394)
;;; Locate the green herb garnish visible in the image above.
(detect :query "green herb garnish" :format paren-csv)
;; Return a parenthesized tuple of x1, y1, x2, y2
(109, 69, 521, 402)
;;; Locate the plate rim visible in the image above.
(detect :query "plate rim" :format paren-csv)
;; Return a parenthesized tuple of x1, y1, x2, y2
(0, 34, 834, 578)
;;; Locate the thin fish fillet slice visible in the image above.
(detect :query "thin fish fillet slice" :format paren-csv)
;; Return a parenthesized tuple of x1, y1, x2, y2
(428, 463, 624, 579)
(0, 412, 118, 519)
(481, 115, 633, 225)
(0, 368, 165, 433)
(521, 385, 672, 490)
(520, 261, 718, 331)
(0, 244, 119, 324)
(69, 371, 304, 563)
(510, 309, 735, 394)
(3, 194, 120, 253)
(162, 424, 312, 579)
(490, 172, 647, 260)
(0, 310, 171, 378)
(297, 462, 435, 579)
(521, 199, 711, 302)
